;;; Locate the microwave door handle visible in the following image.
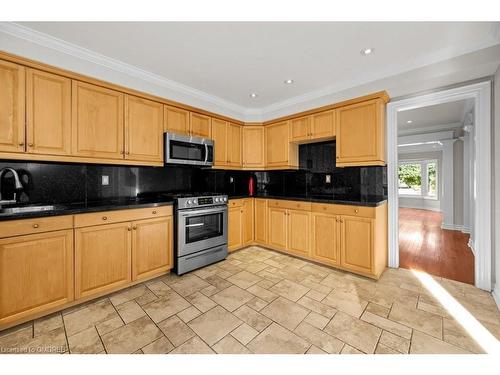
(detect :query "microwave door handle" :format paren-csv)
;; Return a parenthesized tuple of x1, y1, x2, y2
(204, 143, 208, 164)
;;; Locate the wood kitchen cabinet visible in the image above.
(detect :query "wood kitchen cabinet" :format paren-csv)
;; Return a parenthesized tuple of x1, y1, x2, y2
(242, 199, 254, 245)
(289, 111, 335, 144)
(311, 212, 340, 267)
(125, 95, 164, 163)
(340, 215, 373, 274)
(228, 199, 253, 251)
(190, 112, 211, 138)
(227, 123, 242, 167)
(132, 216, 173, 281)
(290, 116, 311, 142)
(72, 81, 124, 160)
(267, 206, 288, 250)
(0, 229, 74, 326)
(336, 98, 385, 167)
(0, 60, 25, 153)
(212, 118, 228, 167)
(26, 68, 72, 156)
(254, 198, 268, 245)
(242, 126, 265, 169)
(265, 121, 298, 169)
(164, 105, 190, 135)
(287, 209, 310, 257)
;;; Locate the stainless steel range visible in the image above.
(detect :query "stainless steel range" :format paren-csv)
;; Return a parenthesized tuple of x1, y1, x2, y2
(173, 193, 228, 275)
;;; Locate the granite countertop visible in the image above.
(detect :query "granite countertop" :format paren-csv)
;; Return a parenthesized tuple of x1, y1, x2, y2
(0, 197, 174, 222)
(227, 193, 387, 207)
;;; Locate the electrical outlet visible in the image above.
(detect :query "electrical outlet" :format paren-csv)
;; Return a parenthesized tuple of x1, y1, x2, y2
(325, 174, 332, 184)
(229, 177, 234, 183)
(101, 175, 109, 186)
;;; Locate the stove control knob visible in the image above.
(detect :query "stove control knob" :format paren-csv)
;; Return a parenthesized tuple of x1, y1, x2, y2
(215, 197, 220, 202)
(187, 200, 192, 205)
(223, 197, 227, 202)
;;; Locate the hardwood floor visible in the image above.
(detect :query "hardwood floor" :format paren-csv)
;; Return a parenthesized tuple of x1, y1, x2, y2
(399, 208, 474, 284)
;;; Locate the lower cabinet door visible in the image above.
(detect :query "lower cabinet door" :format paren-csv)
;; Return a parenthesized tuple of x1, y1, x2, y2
(254, 199, 267, 244)
(132, 217, 172, 281)
(0, 230, 74, 325)
(268, 207, 287, 250)
(228, 206, 243, 252)
(75, 222, 132, 299)
(242, 199, 254, 245)
(287, 209, 310, 257)
(311, 213, 339, 267)
(340, 216, 373, 275)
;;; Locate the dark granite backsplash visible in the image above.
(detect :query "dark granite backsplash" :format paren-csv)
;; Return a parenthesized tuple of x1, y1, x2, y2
(0, 141, 387, 204)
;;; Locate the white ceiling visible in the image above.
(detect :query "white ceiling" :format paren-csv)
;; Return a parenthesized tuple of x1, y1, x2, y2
(397, 99, 474, 135)
(3, 22, 500, 121)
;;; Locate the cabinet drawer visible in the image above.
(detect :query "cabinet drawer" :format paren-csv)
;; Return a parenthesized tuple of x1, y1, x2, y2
(228, 199, 244, 208)
(268, 199, 311, 211)
(311, 203, 375, 218)
(74, 206, 172, 228)
(0, 215, 73, 238)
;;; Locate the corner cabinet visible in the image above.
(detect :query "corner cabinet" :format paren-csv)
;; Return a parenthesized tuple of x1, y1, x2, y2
(265, 121, 298, 169)
(335, 98, 386, 167)
(242, 126, 265, 169)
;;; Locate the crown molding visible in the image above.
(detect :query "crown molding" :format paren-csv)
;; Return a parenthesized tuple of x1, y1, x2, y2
(0, 22, 248, 118)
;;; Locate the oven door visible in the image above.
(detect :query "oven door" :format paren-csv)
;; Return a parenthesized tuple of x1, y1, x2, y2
(177, 206, 227, 257)
(165, 133, 213, 166)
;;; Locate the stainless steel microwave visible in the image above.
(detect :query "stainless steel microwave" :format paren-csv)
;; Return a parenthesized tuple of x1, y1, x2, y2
(164, 132, 214, 167)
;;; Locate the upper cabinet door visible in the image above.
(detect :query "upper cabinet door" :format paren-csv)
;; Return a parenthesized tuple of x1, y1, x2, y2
(227, 123, 242, 167)
(190, 112, 211, 138)
(72, 81, 124, 159)
(211, 118, 227, 166)
(265, 121, 290, 167)
(0, 60, 25, 153)
(164, 105, 190, 135)
(26, 69, 71, 156)
(311, 110, 335, 140)
(290, 116, 310, 142)
(242, 126, 265, 169)
(336, 99, 385, 166)
(125, 95, 163, 163)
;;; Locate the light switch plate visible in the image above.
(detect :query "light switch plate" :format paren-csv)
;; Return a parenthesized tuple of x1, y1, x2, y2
(325, 174, 332, 184)
(102, 175, 109, 186)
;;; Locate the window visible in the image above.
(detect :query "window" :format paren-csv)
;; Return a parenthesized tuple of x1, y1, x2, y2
(398, 160, 438, 198)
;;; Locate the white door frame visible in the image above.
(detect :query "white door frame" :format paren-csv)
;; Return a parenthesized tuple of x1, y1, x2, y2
(386, 81, 492, 291)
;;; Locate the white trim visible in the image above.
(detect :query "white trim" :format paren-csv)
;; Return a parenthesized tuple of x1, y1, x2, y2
(387, 80, 492, 291)
(441, 223, 466, 231)
(493, 285, 500, 310)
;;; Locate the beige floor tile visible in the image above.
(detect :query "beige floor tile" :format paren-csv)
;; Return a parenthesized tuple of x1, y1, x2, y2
(417, 300, 451, 318)
(379, 331, 410, 354)
(301, 278, 332, 295)
(212, 285, 254, 312)
(95, 316, 124, 336)
(442, 318, 485, 354)
(365, 302, 390, 318)
(157, 315, 195, 347)
(230, 323, 259, 345)
(8, 326, 67, 354)
(185, 292, 217, 314)
(101, 315, 162, 354)
(245, 297, 268, 311)
(455, 297, 500, 326)
(324, 311, 381, 354)
(270, 279, 310, 302)
(303, 312, 331, 330)
(212, 335, 251, 354)
(227, 270, 262, 289)
(0, 323, 33, 350)
(360, 311, 412, 339)
(297, 296, 337, 318)
(200, 285, 219, 297)
(188, 306, 242, 346)
(233, 305, 273, 332)
(375, 343, 400, 354)
(109, 285, 151, 306)
(261, 297, 309, 330)
(410, 330, 470, 354)
(322, 290, 369, 318)
(33, 313, 63, 337)
(247, 284, 279, 303)
(169, 336, 214, 354)
(256, 279, 277, 289)
(389, 302, 442, 339)
(177, 306, 202, 323)
(135, 290, 158, 306)
(243, 262, 269, 274)
(247, 323, 310, 354)
(68, 327, 103, 354)
(146, 280, 172, 297)
(340, 344, 363, 354)
(305, 289, 328, 302)
(294, 322, 343, 354)
(141, 336, 174, 354)
(306, 345, 328, 354)
(204, 274, 233, 290)
(116, 300, 146, 324)
(142, 289, 191, 323)
(169, 274, 211, 297)
(63, 299, 118, 337)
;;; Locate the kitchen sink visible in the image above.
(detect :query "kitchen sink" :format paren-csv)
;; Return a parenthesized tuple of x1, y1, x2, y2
(0, 205, 57, 214)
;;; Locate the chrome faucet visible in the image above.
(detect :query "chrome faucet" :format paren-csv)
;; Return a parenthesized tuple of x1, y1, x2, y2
(0, 167, 23, 206)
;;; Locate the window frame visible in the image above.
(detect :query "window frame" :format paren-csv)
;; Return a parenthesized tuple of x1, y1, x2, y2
(398, 159, 438, 199)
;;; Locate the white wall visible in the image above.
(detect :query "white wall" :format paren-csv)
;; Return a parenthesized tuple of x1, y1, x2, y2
(494, 66, 500, 304)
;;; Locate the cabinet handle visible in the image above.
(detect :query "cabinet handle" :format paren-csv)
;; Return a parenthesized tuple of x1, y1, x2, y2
(336, 156, 339, 159)
(120, 150, 124, 155)
(127, 227, 132, 231)
(19, 142, 24, 146)
(133, 226, 137, 230)
(354, 209, 359, 214)
(102, 216, 108, 221)
(32, 223, 39, 228)
(28, 143, 34, 147)
(152, 210, 157, 214)
(126, 151, 130, 155)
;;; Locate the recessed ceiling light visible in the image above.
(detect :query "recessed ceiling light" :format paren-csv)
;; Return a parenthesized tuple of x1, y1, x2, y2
(249, 93, 258, 98)
(360, 47, 374, 56)
(284, 79, 294, 84)
(406, 120, 413, 124)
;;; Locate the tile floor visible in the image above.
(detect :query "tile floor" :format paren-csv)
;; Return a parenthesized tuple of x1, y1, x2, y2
(1, 246, 499, 354)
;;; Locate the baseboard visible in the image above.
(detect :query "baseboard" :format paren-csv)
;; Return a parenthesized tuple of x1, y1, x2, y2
(468, 238, 476, 256)
(492, 285, 500, 310)
(461, 226, 471, 234)
(441, 223, 464, 231)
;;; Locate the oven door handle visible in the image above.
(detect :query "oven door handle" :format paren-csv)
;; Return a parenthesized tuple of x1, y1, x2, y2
(185, 223, 205, 227)
(179, 207, 227, 216)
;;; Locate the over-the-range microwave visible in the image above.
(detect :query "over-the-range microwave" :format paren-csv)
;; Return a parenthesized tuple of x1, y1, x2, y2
(164, 132, 214, 167)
